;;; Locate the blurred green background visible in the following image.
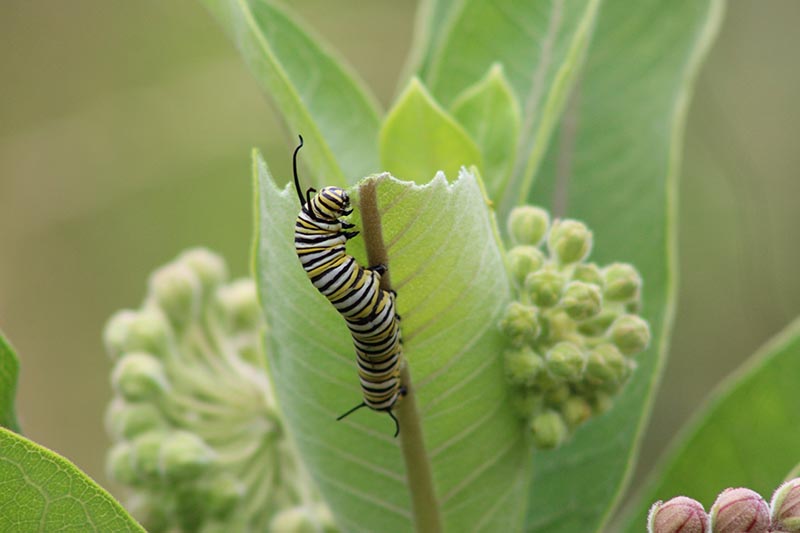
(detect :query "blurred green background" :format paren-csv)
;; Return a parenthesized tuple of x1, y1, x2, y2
(1, 0, 798, 506)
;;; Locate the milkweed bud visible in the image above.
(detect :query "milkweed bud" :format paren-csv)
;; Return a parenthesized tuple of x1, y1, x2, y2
(199, 474, 244, 519)
(148, 262, 201, 329)
(132, 431, 166, 481)
(709, 488, 769, 533)
(572, 263, 603, 287)
(215, 279, 262, 332)
(609, 314, 651, 356)
(504, 346, 544, 386)
(545, 342, 585, 381)
(648, 497, 709, 533)
(548, 219, 592, 265)
(104, 309, 172, 359)
(160, 430, 215, 482)
(770, 478, 800, 532)
(603, 262, 642, 302)
(107, 442, 139, 485)
(510, 388, 544, 419)
(577, 309, 619, 336)
(499, 302, 541, 345)
(561, 396, 592, 428)
(561, 281, 602, 321)
(507, 246, 546, 286)
(179, 248, 228, 293)
(507, 206, 550, 246)
(269, 505, 326, 533)
(585, 344, 629, 384)
(112, 352, 169, 402)
(530, 410, 568, 449)
(525, 269, 565, 308)
(106, 399, 166, 440)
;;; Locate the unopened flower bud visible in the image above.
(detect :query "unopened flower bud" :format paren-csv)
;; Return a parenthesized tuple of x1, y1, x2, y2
(561, 396, 592, 428)
(215, 279, 262, 332)
(107, 442, 139, 485)
(585, 344, 629, 384)
(103, 309, 172, 359)
(577, 309, 619, 336)
(709, 487, 769, 533)
(507, 246, 546, 286)
(545, 342, 585, 381)
(112, 352, 169, 402)
(179, 248, 228, 293)
(610, 315, 651, 356)
(770, 478, 800, 532)
(269, 505, 325, 533)
(603, 262, 642, 302)
(525, 269, 565, 308)
(530, 410, 568, 449)
(508, 206, 550, 246)
(591, 391, 613, 414)
(510, 388, 544, 419)
(504, 346, 544, 386)
(648, 497, 709, 533)
(160, 430, 215, 482)
(572, 263, 603, 287)
(199, 474, 244, 519)
(148, 262, 201, 329)
(548, 219, 592, 264)
(499, 302, 540, 345)
(132, 431, 165, 480)
(543, 382, 571, 405)
(561, 281, 602, 321)
(106, 399, 166, 440)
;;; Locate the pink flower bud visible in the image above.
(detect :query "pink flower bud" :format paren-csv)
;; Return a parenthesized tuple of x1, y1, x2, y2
(709, 487, 769, 533)
(648, 496, 709, 533)
(770, 478, 800, 532)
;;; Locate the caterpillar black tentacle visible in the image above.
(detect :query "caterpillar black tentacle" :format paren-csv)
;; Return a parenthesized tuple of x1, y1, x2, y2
(292, 135, 405, 436)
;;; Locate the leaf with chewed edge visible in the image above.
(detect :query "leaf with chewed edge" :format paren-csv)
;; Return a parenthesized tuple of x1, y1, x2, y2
(0, 427, 144, 532)
(254, 151, 530, 532)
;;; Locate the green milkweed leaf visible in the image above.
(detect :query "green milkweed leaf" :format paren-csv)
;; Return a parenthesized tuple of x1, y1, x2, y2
(202, 0, 382, 186)
(380, 78, 482, 184)
(620, 316, 800, 532)
(451, 64, 521, 202)
(0, 427, 144, 532)
(421, 0, 602, 212)
(0, 331, 20, 432)
(525, 1, 725, 531)
(254, 152, 529, 532)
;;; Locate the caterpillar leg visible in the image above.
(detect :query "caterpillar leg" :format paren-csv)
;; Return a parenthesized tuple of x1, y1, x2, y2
(367, 264, 387, 275)
(336, 402, 367, 421)
(388, 410, 400, 438)
(343, 231, 360, 240)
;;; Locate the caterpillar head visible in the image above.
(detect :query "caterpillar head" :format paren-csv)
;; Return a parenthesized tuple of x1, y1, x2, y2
(314, 187, 353, 219)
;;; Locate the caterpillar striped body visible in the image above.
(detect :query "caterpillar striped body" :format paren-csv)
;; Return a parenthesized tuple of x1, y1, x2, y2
(292, 135, 405, 436)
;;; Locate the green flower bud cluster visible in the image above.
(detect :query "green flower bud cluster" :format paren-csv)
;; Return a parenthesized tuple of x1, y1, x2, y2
(647, 478, 800, 533)
(104, 248, 333, 532)
(500, 206, 651, 449)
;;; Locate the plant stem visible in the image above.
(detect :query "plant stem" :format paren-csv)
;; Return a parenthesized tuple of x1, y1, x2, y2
(358, 176, 443, 533)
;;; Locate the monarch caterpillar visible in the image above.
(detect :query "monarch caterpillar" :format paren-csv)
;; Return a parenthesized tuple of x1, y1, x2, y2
(292, 135, 405, 437)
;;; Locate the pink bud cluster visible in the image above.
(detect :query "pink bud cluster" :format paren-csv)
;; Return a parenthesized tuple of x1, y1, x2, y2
(648, 478, 800, 533)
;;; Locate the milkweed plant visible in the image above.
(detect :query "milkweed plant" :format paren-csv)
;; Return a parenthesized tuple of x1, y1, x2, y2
(2, 1, 800, 533)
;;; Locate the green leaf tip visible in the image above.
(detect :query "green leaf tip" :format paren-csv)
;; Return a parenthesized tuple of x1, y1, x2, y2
(380, 78, 483, 185)
(256, 150, 531, 531)
(0, 331, 20, 432)
(0, 427, 145, 532)
(450, 63, 521, 203)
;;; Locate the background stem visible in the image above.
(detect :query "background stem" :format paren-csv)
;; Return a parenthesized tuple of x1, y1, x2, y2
(358, 176, 443, 533)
